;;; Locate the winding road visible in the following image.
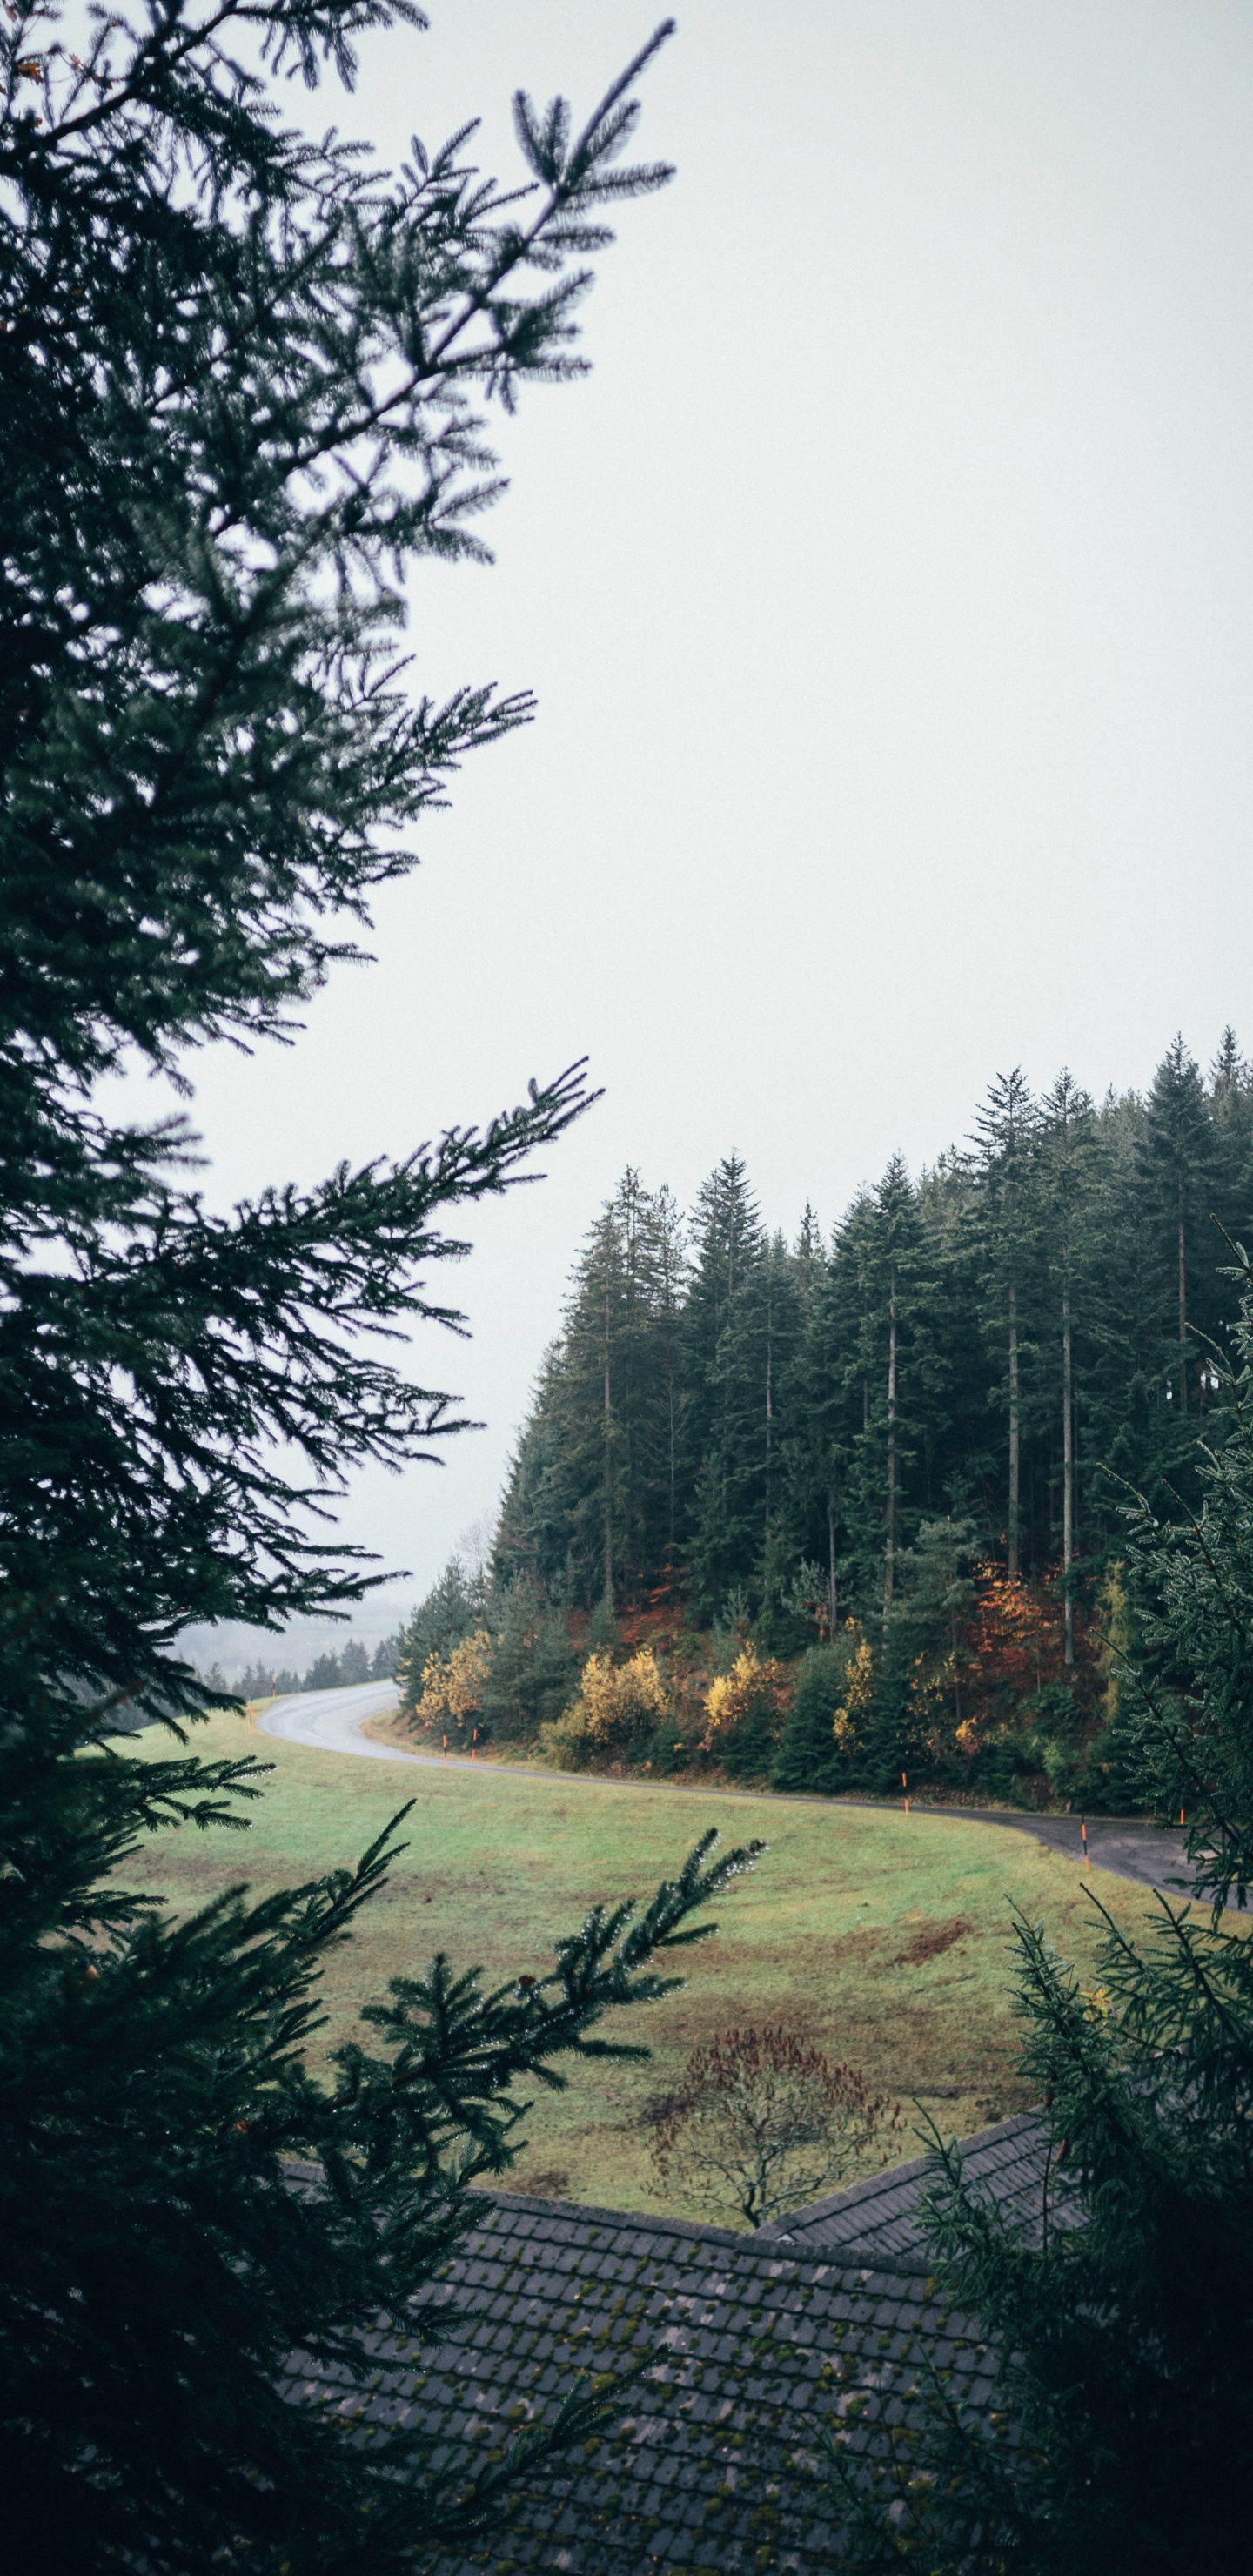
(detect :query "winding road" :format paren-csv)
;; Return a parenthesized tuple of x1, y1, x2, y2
(259, 1679, 408, 1761)
(257, 1683, 1206, 1901)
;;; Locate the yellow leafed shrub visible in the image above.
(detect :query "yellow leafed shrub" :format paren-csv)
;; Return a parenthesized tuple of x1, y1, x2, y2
(543, 1648, 670, 1768)
(701, 1647, 791, 1778)
(832, 1627, 874, 1758)
(414, 1627, 493, 1734)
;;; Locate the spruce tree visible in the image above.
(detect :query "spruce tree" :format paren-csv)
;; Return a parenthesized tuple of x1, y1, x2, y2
(652, 1181, 689, 1578)
(842, 1157, 946, 1627)
(1208, 1028, 1253, 1349)
(831, 1265, 1253, 2573)
(497, 1171, 685, 1609)
(794, 1206, 884, 1615)
(495, 1037, 1253, 1802)
(771, 1642, 847, 1794)
(968, 1070, 1042, 1577)
(395, 1552, 488, 1714)
(681, 1156, 770, 1611)
(781, 1218, 848, 1637)
(493, 1343, 572, 1593)
(547, 1195, 633, 1607)
(1138, 1035, 1215, 1425)
(1037, 1074, 1099, 1669)
(0, 12, 767, 2568)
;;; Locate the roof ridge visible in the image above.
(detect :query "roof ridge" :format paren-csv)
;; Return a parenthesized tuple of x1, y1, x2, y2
(473, 2113, 1042, 2256)
(477, 2186, 762, 2250)
(756, 2111, 1042, 2239)
(457, 2192, 948, 2291)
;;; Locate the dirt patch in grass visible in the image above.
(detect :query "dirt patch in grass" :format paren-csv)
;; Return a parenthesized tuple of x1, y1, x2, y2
(519, 2167, 573, 2200)
(897, 1915, 975, 1966)
(125, 1714, 1159, 2222)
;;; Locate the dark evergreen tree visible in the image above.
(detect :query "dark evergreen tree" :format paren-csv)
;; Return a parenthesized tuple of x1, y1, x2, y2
(235, 1659, 280, 1700)
(397, 1553, 491, 1713)
(864, 1513, 980, 1794)
(479, 1573, 580, 1742)
(704, 1226, 803, 1627)
(493, 1343, 573, 1595)
(1137, 1035, 1216, 1425)
(494, 1171, 686, 1608)
(968, 1071, 1042, 1575)
(1208, 1026, 1253, 1331)
(1036, 1073, 1099, 1668)
(305, 1647, 346, 1689)
(914, 1152, 988, 1541)
(841, 1157, 948, 1630)
(784, 1213, 864, 1622)
(652, 1181, 689, 1577)
(556, 1197, 628, 1607)
(681, 1157, 770, 1611)
(830, 1265, 1253, 2573)
(498, 1032, 1253, 1796)
(1082, 1082, 1165, 1514)
(0, 9, 739, 2566)
(771, 1642, 848, 1794)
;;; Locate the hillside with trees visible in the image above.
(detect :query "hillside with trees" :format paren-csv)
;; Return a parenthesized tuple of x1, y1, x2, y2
(397, 1033, 1253, 1809)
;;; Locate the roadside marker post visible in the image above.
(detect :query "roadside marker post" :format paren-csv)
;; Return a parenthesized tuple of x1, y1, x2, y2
(443, 1734, 448, 1765)
(1081, 1816, 1089, 1870)
(901, 1770, 908, 1815)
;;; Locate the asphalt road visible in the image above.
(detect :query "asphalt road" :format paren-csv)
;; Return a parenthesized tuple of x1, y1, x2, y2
(923, 1807, 1199, 1900)
(258, 1679, 407, 1760)
(256, 1686, 1210, 1901)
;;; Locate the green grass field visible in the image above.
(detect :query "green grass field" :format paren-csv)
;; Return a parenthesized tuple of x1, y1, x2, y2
(127, 1714, 1155, 2219)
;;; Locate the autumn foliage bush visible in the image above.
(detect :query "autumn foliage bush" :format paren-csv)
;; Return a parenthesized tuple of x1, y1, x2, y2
(881, 1530, 1117, 1803)
(542, 1648, 671, 1768)
(394, 1526, 1130, 1806)
(409, 1628, 493, 1741)
(700, 1647, 792, 1779)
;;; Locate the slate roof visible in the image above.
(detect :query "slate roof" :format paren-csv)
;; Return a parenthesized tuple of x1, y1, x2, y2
(762, 2111, 1048, 2274)
(287, 2119, 1043, 2573)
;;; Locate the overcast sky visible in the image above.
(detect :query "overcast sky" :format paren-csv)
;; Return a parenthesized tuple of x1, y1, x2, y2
(177, 1, 1253, 1657)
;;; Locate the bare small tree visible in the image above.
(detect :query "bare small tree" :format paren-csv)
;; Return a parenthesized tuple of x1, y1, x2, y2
(646, 2025, 901, 2230)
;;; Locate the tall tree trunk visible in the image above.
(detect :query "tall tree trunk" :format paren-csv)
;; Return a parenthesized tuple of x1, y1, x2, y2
(1008, 1280, 1020, 1576)
(1177, 1197, 1188, 1419)
(659, 1216, 679, 1570)
(948, 1513, 963, 1734)
(828, 1499, 838, 1640)
(884, 1266, 898, 1629)
(603, 1278, 613, 1607)
(1062, 1284, 1074, 1668)
(765, 1288, 773, 1531)
(667, 1349, 676, 1560)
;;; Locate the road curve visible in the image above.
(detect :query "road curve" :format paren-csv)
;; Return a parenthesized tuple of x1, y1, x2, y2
(258, 1679, 406, 1759)
(256, 1685, 1209, 1901)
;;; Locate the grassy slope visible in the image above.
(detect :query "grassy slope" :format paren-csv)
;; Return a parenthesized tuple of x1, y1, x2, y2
(128, 1714, 1153, 2220)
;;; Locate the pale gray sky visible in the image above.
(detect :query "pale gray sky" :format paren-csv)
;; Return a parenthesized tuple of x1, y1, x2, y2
(176, 1, 1253, 1654)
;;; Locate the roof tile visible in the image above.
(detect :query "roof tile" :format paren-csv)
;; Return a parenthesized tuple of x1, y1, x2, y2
(284, 2119, 1039, 2570)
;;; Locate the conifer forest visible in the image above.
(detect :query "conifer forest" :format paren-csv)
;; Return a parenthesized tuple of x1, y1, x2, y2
(399, 1032, 1253, 1810)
